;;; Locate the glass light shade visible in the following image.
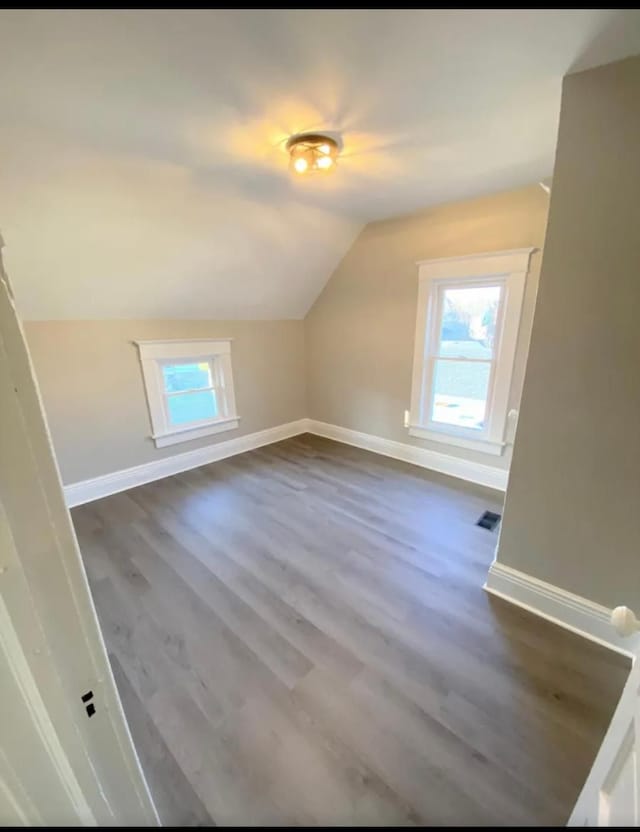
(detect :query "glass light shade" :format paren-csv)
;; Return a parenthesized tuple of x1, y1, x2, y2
(287, 133, 339, 174)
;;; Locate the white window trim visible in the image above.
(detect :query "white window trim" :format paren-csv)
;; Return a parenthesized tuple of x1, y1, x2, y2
(409, 248, 535, 456)
(135, 339, 239, 448)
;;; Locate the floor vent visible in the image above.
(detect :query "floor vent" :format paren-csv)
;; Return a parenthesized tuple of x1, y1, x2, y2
(477, 510, 501, 531)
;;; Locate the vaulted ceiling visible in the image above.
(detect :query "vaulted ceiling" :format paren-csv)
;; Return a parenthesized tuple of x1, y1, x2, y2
(1, 9, 639, 320)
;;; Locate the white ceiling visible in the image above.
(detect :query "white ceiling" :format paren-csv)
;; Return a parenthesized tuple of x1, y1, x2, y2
(1, 9, 639, 320)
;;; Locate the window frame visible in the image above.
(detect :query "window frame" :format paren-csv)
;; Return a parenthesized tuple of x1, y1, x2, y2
(135, 339, 239, 448)
(409, 248, 534, 456)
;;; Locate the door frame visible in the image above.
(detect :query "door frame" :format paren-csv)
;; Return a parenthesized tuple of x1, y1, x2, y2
(0, 234, 158, 825)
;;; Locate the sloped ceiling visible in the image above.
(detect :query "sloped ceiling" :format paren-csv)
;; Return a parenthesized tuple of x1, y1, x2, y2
(0, 9, 639, 320)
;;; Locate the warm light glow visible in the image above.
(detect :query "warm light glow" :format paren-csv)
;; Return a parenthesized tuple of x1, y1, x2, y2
(286, 133, 340, 175)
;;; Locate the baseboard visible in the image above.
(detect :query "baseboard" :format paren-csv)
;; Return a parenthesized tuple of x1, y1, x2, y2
(64, 416, 507, 508)
(64, 419, 309, 508)
(65, 418, 633, 659)
(305, 419, 508, 491)
(484, 560, 638, 658)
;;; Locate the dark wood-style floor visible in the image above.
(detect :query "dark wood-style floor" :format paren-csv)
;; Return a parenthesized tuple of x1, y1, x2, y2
(72, 434, 628, 826)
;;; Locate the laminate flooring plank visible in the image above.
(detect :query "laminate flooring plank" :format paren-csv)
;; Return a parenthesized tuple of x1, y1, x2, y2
(72, 434, 629, 826)
(109, 654, 213, 826)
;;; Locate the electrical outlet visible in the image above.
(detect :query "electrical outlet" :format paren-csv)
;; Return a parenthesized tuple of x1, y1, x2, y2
(403, 409, 410, 428)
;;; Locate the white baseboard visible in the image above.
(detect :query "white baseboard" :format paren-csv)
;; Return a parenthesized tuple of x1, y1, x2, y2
(64, 419, 309, 508)
(65, 416, 632, 659)
(484, 560, 638, 658)
(305, 419, 508, 491)
(64, 416, 507, 508)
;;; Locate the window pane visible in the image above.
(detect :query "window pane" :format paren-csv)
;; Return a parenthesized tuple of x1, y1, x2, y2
(431, 359, 490, 430)
(166, 390, 217, 426)
(438, 285, 501, 359)
(162, 362, 212, 393)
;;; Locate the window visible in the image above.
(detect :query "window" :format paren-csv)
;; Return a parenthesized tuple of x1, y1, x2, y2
(135, 339, 239, 448)
(409, 249, 534, 455)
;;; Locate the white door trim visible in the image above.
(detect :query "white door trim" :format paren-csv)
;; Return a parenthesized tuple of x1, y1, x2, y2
(0, 238, 157, 825)
(0, 595, 95, 825)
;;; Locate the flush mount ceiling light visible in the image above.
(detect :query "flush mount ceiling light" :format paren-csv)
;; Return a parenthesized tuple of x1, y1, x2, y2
(285, 133, 340, 175)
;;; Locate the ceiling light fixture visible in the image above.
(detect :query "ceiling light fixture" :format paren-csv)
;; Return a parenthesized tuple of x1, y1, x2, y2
(286, 133, 340, 175)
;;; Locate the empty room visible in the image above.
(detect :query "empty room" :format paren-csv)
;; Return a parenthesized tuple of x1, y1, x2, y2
(2, 8, 640, 827)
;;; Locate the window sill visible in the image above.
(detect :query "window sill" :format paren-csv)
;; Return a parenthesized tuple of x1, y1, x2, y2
(152, 417, 240, 448)
(408, 424, 505, 456)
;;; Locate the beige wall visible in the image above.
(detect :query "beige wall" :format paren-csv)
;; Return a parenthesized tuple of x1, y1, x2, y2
(497, 56, 640, 607)
(25, 320, 306, 484)
(305, 185, 549, 471)
(25, 186, 548, 489)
